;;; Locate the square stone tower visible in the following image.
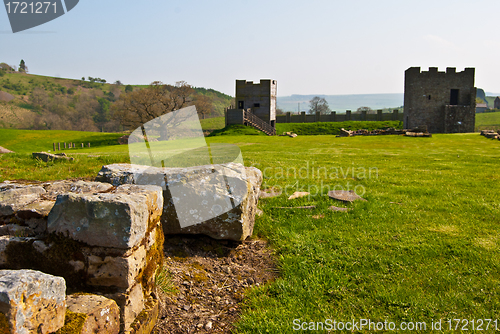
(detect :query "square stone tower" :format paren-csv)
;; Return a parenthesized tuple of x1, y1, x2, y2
(227, 79, 277, 128)
(403, 67, 476, 133)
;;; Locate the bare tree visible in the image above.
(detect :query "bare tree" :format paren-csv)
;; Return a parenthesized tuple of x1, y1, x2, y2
(111, 81, 195, 136)
(308, 96, 330, 114)
(194, 95, 214, 119)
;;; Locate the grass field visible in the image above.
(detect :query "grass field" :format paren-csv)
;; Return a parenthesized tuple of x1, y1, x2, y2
(476, 111, 500, 131)
(0, 129, 499, 333)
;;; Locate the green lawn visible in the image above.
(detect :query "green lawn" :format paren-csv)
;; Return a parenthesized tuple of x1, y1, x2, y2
(476, 111, 500, 131)
(0, 129, 499, 333)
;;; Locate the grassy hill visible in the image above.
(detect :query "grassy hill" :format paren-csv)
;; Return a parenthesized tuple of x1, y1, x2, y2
(0, 70, 232, 131)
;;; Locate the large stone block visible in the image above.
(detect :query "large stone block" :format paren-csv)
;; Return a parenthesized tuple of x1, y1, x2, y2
(47, 185, 163, 249)
(0, 269, 66, 334)
(96, 163, 262, 241)
(0, 186, 46, 216)
(65, 294, 120, 334)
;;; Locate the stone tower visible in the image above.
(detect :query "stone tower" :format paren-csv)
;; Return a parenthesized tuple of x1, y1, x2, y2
(403, 67, 476, 133)
(227, 79, 277, 128)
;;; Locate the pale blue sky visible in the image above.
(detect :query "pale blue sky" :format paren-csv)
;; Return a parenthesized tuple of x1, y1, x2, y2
(1, 0, 499, 96)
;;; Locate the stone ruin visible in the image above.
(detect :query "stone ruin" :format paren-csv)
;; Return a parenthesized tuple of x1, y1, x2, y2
(480, 129, 500, 140)
(0, 163, 262, 333)
(337, 126, 431, 138)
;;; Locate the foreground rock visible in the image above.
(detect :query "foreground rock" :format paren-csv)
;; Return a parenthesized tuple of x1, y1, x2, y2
(0, 269, 66, 334)
(96, 163, 262, 241)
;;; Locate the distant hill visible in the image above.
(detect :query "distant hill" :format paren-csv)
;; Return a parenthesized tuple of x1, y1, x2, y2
(277, 93, 404, 113)
(0, 69, 232, 131)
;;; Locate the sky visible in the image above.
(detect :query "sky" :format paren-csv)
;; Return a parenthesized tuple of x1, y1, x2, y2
(1, 0, 500, 97)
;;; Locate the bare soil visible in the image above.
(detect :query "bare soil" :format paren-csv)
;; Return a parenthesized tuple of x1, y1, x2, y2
(154, 235, 277, 333)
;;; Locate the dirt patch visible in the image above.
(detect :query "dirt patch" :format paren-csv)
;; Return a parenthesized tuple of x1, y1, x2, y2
(154, 235, 277, 333)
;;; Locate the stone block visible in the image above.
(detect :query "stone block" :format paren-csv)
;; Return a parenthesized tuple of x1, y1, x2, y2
(96, 163, 262, 241)
(0, 186, 46, 216)
(106, 283, 145, 332)
(42, 180, 114, 201)
(64, 294, 120, 334)
(0, 269, 66, 334)
(47, 185, 163, 249)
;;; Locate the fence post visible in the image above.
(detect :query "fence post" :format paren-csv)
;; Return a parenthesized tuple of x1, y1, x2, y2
(88, 143, 90, 148)
(53, 143, 55, 151)
(362, 110, 367, 121)
(301, 111, 306, 123)
(346, 110, 351, 121)
(393, 109, 398, 121)
(331, 111, 336, 122)
(377, 110, 383, 121)
(58, 142, 60, 150)
(286, 112, 291, 123)
(81, 143, 84, 148)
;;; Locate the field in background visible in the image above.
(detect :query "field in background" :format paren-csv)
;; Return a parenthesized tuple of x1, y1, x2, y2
(475, 110, 500, 131)
(0, 128, 499, 333)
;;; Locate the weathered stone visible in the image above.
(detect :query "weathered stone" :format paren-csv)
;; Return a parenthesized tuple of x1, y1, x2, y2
(32, 152, 74, 162)
(259, 189, 282, 199)
(87, 241, 147, 289)
(328, 206, 350, 212)
(96, 163, 262, 241)
(0, 186, 46, 216)
(0, 269, 66, 334)
(43, 180, 114, 201)
(0, 146, 13, 154)
(47, 185, 163, 249)
(17, 200, 54, 219)
(65, 294, 120, 334)
(106, 283, 145, 332)
(288, 191, 310, 200)
(328, 190, 367, 202)
(338, 128, 353, 137)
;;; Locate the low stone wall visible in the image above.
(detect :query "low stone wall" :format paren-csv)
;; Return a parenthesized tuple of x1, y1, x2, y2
(0, 180, 164, 333)
(0, 163, 263, 333)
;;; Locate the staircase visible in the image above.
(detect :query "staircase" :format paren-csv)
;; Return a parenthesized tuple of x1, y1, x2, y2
(243, 109, 276, 136)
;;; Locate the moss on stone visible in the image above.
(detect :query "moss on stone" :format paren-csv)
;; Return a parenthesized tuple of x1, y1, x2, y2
(55, 310, 87, 334)
(137, 223, 164, 294)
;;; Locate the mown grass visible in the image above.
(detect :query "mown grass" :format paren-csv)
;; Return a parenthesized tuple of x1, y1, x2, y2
(1, 129, 499, 333)
(476, 111, 500, 131)
(0, 129, 124, 154)
(199, 116, 225, 131)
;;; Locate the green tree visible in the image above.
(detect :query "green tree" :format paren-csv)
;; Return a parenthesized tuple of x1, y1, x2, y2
(19, 59, 27, 73)
(125, 85, 133, 93)
(308, 96, 330, 114)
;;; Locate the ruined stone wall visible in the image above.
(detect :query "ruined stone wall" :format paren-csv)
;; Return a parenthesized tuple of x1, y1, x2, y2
(403, 67, 476, 133)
